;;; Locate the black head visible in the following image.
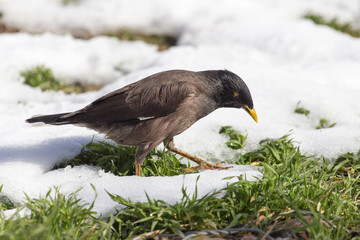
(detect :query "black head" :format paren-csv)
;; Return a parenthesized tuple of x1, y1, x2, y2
(217, 70, 258, 122)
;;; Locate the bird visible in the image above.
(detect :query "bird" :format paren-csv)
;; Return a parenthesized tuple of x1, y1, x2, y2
(26, 69, 258, 176)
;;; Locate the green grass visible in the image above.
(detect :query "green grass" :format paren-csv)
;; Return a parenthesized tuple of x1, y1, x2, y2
(295, 101, 311, 117)
(219, 126, 247, 150)
(53, 141, 190, 177)
(304, 12, 360, 38)
(316, 118, 336, 129)
(0, 185, 15, 211)
(294, 102, 337, 129)
(108, 179, 225, 239)
(62, 0, 82, 5)
(0, 188, 113, 240)
(109, 136, 360, 239)
(108, 30, 177, 51)
(21, 65, 100, 94)
(1, 129, 359, 239)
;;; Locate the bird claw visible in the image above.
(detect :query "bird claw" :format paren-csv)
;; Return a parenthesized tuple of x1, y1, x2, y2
(183, 162, 232, 173)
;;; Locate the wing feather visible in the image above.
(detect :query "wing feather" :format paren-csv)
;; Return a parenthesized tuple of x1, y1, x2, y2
(71, 77, 198, 123)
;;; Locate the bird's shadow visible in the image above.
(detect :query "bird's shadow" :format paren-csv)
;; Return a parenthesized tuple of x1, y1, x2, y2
(0, 135, 96, 172)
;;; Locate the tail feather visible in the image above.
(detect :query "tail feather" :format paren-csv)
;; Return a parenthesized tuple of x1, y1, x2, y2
(26, 112, 73, 125)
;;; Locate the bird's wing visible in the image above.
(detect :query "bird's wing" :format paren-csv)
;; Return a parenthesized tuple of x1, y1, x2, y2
(72, 80, 199, 123)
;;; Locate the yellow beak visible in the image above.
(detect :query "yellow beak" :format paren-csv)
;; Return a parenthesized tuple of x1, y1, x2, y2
(245, 106, 258, 123)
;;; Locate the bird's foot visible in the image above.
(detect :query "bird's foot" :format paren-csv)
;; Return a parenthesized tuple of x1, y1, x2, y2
(183, 162, 232, 173)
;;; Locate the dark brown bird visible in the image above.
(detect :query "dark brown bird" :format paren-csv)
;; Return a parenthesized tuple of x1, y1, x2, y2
(26, 70, 258, 176)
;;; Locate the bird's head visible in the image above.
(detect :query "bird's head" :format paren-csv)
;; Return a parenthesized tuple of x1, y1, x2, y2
(217, 70, 258, 123)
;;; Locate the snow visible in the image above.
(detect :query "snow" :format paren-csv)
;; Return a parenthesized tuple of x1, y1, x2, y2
(1, 0, 360, 216)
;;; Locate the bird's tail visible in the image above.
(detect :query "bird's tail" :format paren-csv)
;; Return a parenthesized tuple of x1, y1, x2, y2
(26, 112, 74, 125)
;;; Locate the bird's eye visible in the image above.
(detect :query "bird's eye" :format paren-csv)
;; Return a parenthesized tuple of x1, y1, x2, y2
(233, 91, 239, 98)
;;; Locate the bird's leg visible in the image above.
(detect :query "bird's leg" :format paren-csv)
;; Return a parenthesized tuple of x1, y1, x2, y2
(164, 138, 231, 172)
(134, 143, 154, 177)
(135, 163, 142, 176)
